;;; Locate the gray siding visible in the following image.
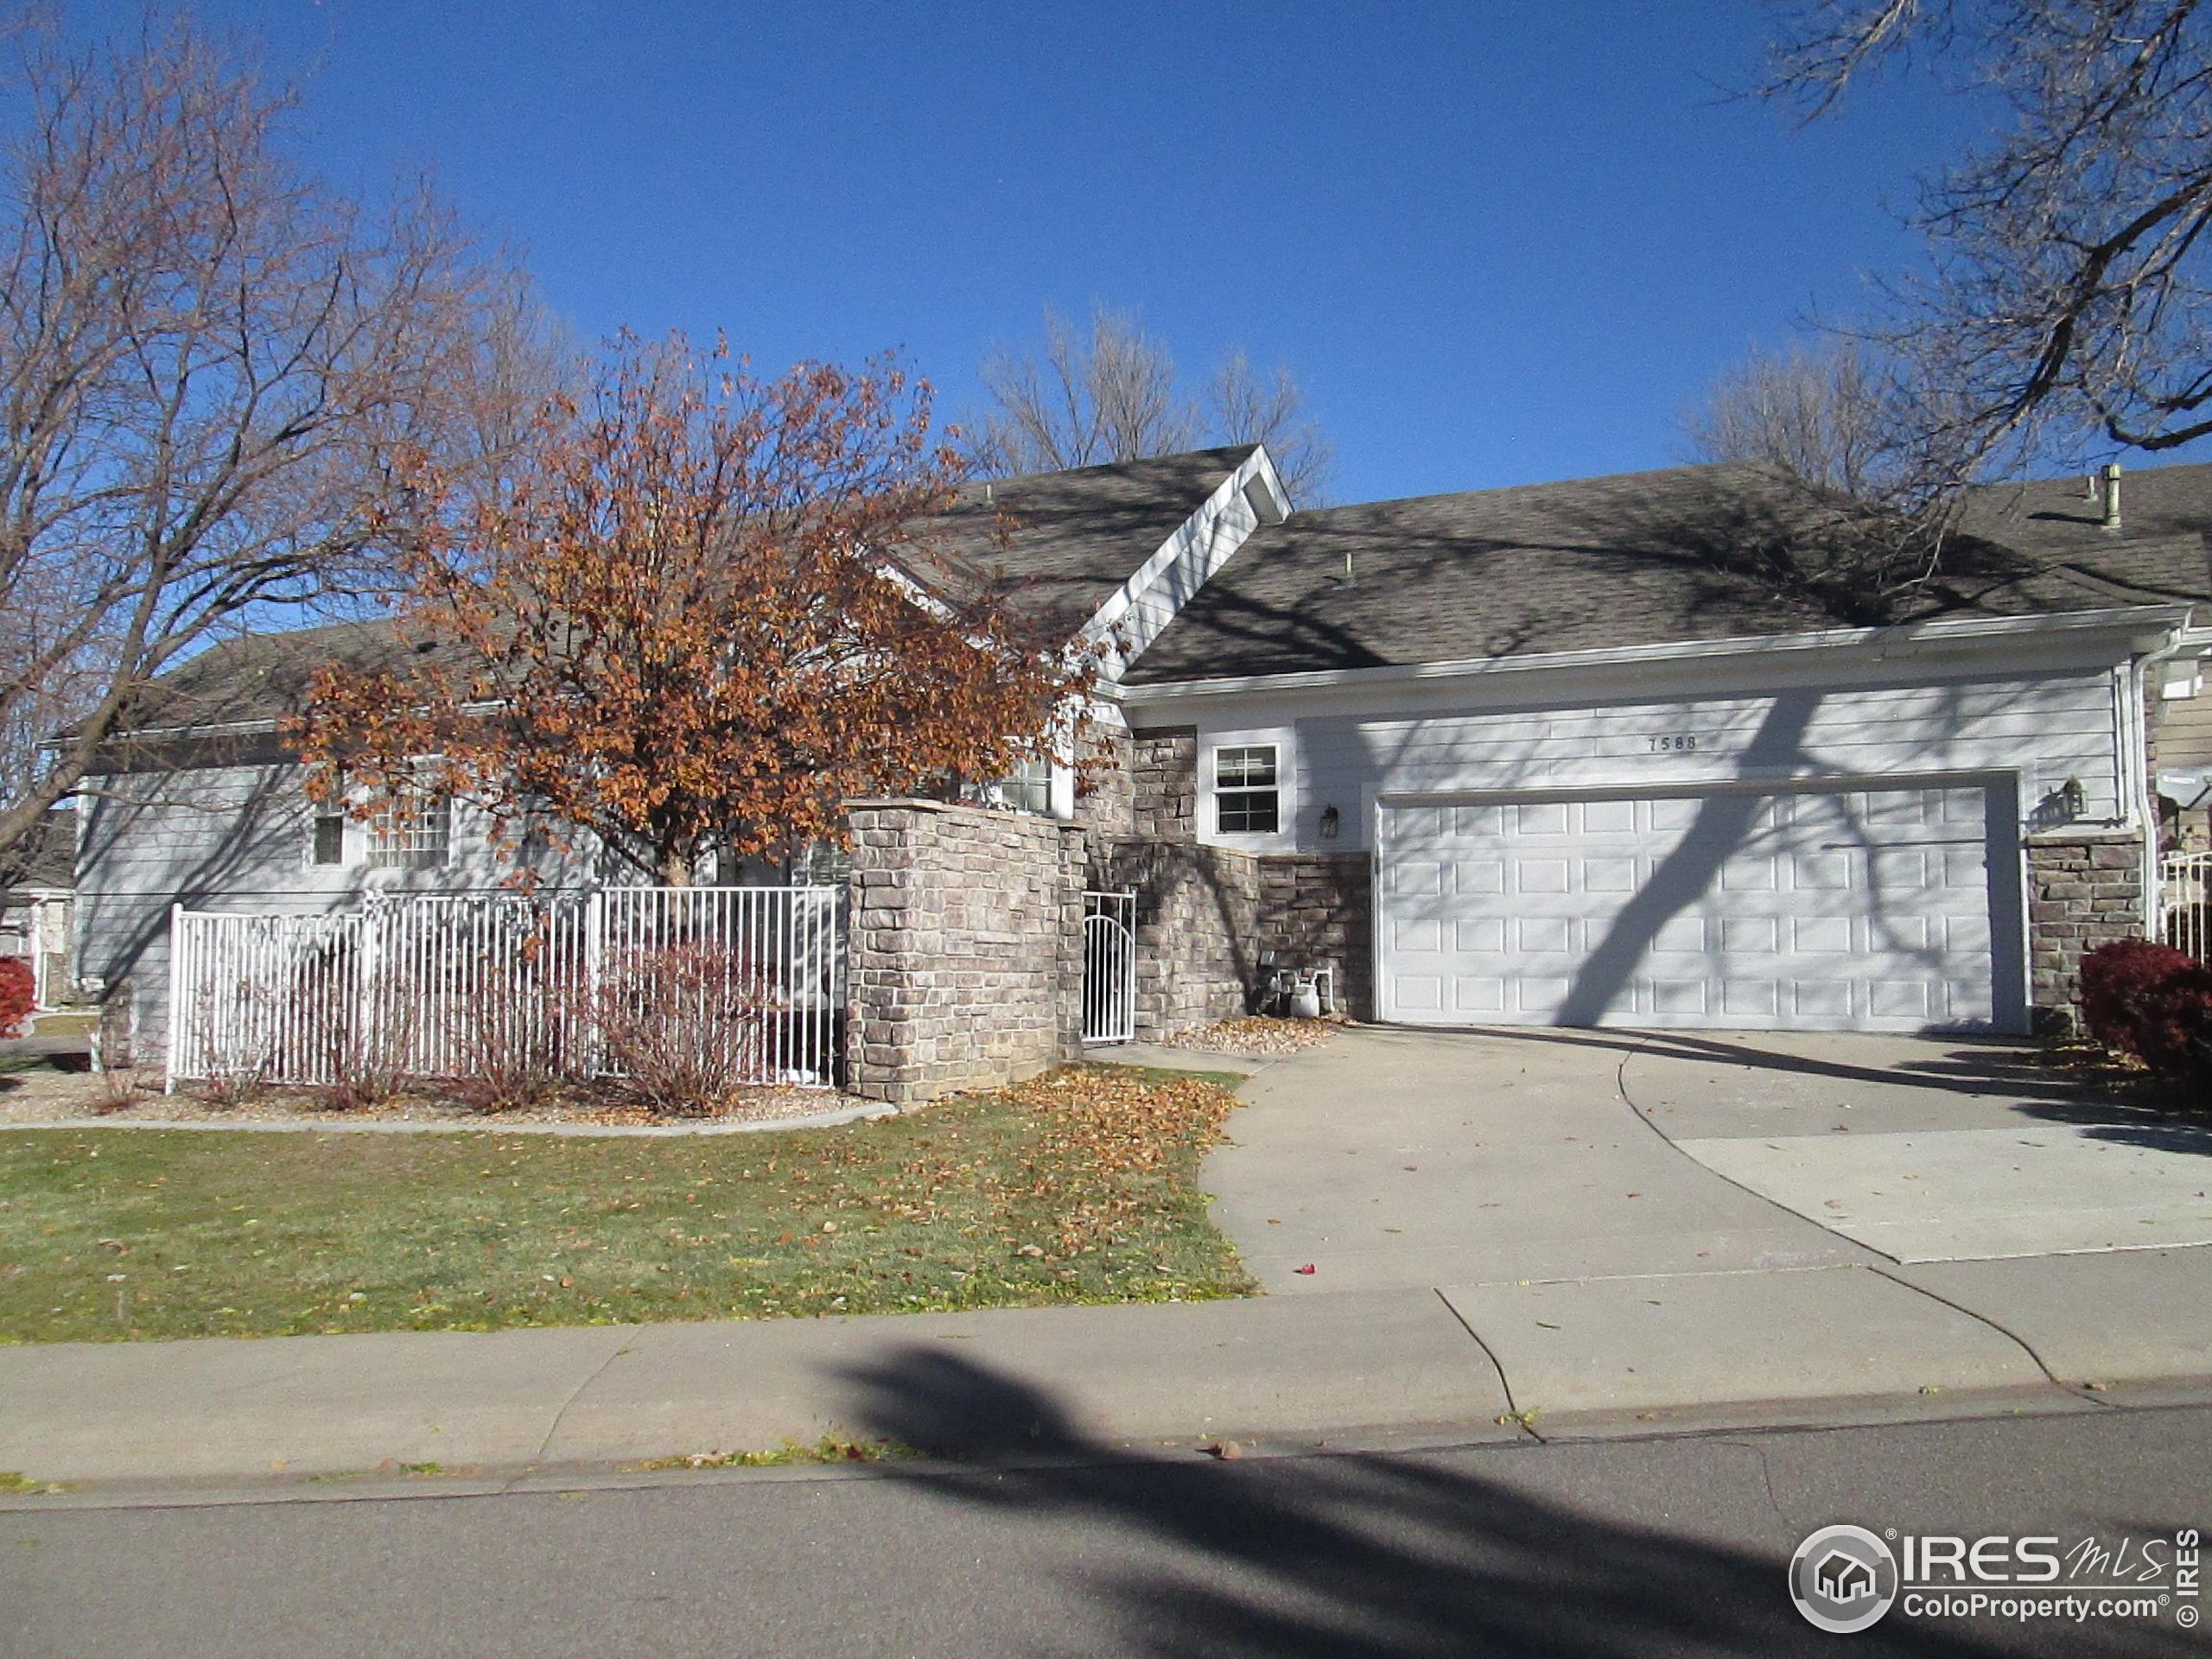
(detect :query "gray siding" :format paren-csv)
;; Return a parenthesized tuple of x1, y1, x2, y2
(75, 764, 609, 1065)
(1152, 663, 2129, 856)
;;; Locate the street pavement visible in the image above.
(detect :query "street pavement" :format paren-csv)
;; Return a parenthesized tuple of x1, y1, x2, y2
(2, 1027, 2209, 1490)
(4, 1400, 2207, 1657)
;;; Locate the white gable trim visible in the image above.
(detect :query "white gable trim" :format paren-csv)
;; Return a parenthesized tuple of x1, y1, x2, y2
(1083, 446, 1288, 673)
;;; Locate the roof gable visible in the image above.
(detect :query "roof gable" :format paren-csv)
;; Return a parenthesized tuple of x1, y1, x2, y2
(104, 447, 1262, 738)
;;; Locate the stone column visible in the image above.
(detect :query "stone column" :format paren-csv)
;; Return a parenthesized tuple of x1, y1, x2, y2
(2025, 827, 2149, 1028)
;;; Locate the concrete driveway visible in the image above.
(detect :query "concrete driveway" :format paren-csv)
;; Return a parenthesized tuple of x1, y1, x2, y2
(1205, 1026, 2212, 1293)
(1622, 1031, 2212, 1262)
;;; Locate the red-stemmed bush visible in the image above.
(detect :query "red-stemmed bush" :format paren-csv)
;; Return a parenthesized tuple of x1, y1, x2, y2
(583, 944, 779, 1116)
(0, 957, 32, 1039)
(2078, 938, 2212, 1089)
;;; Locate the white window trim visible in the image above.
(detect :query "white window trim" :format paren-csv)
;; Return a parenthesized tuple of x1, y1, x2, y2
(305, 806, 352, 870)
(365, 792, 454, 870)
(1204, 729, 1297, 852)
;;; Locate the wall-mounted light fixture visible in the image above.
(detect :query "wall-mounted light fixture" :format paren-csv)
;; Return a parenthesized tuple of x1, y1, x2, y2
(1318, 804, 1341, 840)
(2060, 777, 2087, 820)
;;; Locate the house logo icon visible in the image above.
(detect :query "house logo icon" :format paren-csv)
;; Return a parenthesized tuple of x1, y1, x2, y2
(1790, 1525, 1899, 1633)
(1816, 1550, 1876, 1603)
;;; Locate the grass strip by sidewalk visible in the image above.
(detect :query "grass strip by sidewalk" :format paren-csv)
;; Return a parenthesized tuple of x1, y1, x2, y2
(0, 1064, 1255, 1343)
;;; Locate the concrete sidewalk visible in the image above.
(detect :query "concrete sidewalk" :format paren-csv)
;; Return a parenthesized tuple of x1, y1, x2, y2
(0, 1291, 1519, 1485)
(5, 1244, 2212, 1488)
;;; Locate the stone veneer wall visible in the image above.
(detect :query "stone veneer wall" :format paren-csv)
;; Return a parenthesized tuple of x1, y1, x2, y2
(1129, 728, 1199, 842)
(1092, 839, 1261, 1037)
(845, 799, 1084, 1105)
(2026, 828, 2148, 1027)
(1073, 726, 1135, 839)
(1257, 855, 1374, 1021)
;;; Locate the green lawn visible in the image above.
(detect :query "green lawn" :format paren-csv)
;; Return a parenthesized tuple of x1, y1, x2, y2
(0, 1065, 1255, 1343)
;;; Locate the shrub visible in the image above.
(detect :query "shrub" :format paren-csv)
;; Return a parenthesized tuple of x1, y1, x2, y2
(0, 957, 32, 1039)
(443, 964, 572, 1113)
(585, 944, 778, 1116)
(2079, 938, 2212, 1088)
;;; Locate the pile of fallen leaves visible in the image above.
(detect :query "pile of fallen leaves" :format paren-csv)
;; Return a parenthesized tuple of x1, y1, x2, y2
(1160, 1015, 1341, 1058)
(815, 1065, 1245, 1273)
(997, 1067, 1243, 1257)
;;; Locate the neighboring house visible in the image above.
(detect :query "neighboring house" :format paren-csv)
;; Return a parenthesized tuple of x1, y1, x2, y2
(72, 445, 1287, 1064)
(69, 443, 2210, 1065)
(0, 806, 77, 1011)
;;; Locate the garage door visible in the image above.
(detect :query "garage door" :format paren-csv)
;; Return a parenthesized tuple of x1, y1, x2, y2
(1377, 784, 2003, 1033)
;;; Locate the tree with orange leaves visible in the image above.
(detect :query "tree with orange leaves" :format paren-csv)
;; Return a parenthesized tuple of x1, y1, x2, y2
(295, 334, 1098, 884)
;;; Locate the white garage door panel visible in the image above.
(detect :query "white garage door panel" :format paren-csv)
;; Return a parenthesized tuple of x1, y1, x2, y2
(1379, 785, 1999, 1033)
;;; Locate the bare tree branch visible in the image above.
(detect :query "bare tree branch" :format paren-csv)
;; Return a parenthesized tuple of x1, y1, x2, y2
(972, 305, 1333, 502)
(0, 12, 555, 885)
(1763, 1, 2212, 473)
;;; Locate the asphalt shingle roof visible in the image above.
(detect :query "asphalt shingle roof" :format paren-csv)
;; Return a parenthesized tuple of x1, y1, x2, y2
(912, 445, 1252, 637)
(105, 449, 2212, 734)
(115, 447, 1253, 734)
(1122, 460, 2212, 684)
(2, 807, 74, 892)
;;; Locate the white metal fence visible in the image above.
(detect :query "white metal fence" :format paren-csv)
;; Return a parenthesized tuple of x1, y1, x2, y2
(1082, 890, 1137, 1046)
(167, 886, 845, 1092)
(2163, 850, 2212, 962)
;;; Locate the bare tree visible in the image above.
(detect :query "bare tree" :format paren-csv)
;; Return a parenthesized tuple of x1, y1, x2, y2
(1764, 1, 2212, 472)
(0, 14, 543, 883)
(1685, 339, 1906, 498)
(973, 305, 1333, 501)
(1208, 346, 1335, 506)
(975, 306, 1198, 475)
(1681, 336, 1982, 619)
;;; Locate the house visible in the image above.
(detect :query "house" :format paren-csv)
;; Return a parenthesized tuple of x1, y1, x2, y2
(0, 806, 77, 1011)
(69, 445, 1287, 1066)
(67, 443, 2210, 1077)
(1107, 458, 2212, 1036)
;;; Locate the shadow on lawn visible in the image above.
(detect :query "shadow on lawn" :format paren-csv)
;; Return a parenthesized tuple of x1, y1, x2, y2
(834, 1346, 2153, 1659)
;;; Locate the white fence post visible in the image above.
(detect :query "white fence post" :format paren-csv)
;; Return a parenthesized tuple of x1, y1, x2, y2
(162, 902, 183, 1094)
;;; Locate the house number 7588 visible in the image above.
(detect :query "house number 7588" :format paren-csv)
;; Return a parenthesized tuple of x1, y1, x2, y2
(1648, 734, 1698, 752)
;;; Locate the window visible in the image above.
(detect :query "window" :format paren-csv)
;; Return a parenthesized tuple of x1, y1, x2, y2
(1215, 744, 1280, 835)
(803, 841, 852, 887)
(973, 756, 1053, 817)
(367, 796, 451, 869)
(309, 813, 346, 867)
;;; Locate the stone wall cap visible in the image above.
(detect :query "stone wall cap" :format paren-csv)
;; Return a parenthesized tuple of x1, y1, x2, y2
(842, 797, 1084, 835)
(2024, 826, 2145, 845)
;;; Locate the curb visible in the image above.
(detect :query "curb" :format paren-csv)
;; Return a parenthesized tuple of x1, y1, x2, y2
(0, 1103, 901, 1137)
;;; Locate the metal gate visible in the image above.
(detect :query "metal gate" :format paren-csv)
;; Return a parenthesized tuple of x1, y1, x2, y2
(2165, 850, 2211, 961)
(1082, 889, 1136, 1046)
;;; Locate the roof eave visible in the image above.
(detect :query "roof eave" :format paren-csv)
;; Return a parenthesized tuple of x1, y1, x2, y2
(1119, 603, 2198, 705)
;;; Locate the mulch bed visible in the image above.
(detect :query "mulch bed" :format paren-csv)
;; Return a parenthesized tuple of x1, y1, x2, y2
(0, 1064, 855, 1130)
(1158, 1015, 1344, 1059)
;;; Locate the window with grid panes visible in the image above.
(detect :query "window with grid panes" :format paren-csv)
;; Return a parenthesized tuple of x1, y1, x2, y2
(366, 796, 451, 868)
(1214, 745, 1279, 834)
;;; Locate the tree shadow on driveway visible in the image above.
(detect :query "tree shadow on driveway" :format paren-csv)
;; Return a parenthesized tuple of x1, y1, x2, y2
(1465, 1024, 2127, 1112)
(834, 1345, 2155, 1659)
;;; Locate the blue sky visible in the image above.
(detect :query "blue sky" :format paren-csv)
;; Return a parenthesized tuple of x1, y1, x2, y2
(74, 1, 1991, 506)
